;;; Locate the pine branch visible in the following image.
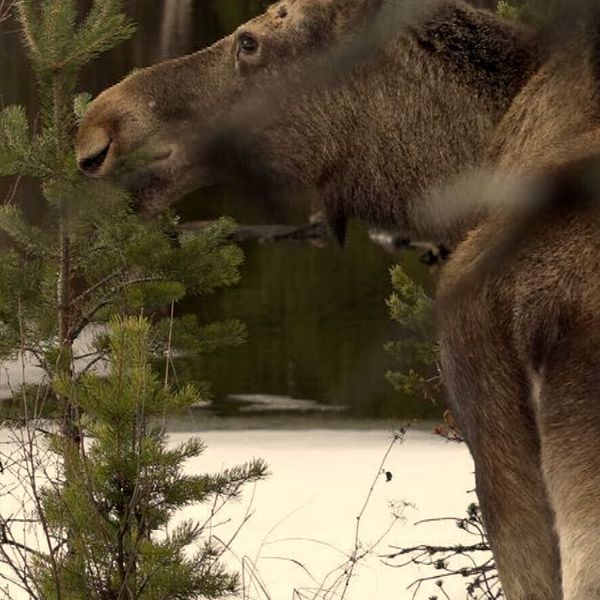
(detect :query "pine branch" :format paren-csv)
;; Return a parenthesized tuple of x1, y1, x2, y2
(15, 1, 40, 61)
(39, 0, 77, 69)
(69, 0, 134, 67)
(72, 268, 125, 305)
(0, 527, 48, 562)
(75, 350, 109, 379)
(0, 3, 255, 597)
(68, 276, 166, 342)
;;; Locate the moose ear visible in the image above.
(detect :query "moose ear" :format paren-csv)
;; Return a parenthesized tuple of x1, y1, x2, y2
(334, 0, 385, 33)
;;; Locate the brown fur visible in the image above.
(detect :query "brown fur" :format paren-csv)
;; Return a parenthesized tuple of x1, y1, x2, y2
(74, 2, 600, 598)
(438, 31, 600, 598)
(75, 0, 536, 238)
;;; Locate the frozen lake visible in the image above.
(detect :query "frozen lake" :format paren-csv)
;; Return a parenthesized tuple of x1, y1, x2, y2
(0, 423, 483, 600)
(175, 424, 480, 600)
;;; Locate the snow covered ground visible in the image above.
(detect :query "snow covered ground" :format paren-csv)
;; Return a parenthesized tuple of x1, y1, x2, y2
(0, 424, 481, 600)
(179, 426, 480, 600)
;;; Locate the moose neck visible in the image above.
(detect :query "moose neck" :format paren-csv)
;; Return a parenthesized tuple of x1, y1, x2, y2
(262, 1, 539, 245)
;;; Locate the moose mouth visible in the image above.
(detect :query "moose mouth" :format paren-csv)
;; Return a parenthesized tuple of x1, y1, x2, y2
(79, 142, 113, 176)
(77, 138, 196, 214)
(126, 150, 216, 216)
(78, 136, 175, 177)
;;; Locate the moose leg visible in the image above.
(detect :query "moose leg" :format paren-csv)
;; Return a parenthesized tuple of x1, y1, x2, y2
(537, 345, 600, 600)
(470, 443, 561, 600)
(445, 359, 562, 599)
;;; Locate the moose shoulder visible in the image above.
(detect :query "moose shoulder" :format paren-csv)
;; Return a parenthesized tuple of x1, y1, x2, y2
(76, 1, 600, 599)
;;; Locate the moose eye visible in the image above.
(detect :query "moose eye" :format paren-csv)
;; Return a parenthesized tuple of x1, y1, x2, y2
(238, 33, 259, 55)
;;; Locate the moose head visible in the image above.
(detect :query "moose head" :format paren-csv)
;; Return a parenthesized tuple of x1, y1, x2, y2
(76, 0, 536, 241)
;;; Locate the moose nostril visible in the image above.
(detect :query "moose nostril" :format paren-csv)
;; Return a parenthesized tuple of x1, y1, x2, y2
(78, 142, 111, 176)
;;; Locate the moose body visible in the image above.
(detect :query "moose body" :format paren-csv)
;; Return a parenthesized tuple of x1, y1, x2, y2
(75, 1, 600, 598)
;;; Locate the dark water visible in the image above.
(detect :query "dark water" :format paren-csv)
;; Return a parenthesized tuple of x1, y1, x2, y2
(0, 1, 439, 419)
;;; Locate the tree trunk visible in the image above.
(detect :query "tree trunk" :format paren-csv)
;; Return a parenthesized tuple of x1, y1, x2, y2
(159, 0, 193, 60)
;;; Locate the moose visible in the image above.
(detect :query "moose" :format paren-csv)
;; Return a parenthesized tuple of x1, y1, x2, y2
(76, 0, 600, 598)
